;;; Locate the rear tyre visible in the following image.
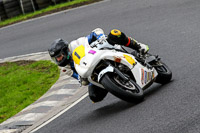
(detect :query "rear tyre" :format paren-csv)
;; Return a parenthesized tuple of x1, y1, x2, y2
(154, 62, 172, 84)
(101, 73, 144, 103)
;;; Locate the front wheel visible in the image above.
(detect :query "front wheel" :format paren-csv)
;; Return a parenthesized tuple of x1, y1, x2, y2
(154, 61, 172, 84)
(101, 73, 144, 103)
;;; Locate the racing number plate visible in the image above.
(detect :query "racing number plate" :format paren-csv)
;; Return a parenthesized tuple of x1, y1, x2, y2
(72, 45, 85, 65)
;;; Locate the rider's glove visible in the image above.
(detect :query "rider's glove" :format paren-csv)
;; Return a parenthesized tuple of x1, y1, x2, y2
(87, 28, 105, 44)
(138, 43, 149, 54)
(92, 28, 104, 36)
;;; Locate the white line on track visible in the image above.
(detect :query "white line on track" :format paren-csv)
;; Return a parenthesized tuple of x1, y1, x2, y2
(30, 93, 88, 133)
(0, 51, 48, 61)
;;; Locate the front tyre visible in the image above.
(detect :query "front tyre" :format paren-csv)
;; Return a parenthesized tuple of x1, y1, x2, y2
(154, 61, 172, 84)
(101, 73, 144, 103)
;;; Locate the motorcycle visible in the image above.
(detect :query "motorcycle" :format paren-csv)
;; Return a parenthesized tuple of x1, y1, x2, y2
(72, 36, 172, 103)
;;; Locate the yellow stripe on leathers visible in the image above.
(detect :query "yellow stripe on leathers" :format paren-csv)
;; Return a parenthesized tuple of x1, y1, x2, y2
(72, 45, 85, 65)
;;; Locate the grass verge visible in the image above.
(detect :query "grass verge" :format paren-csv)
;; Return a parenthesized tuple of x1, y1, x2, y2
(0, 60, 59, 124)
(0, 0, 102, 28)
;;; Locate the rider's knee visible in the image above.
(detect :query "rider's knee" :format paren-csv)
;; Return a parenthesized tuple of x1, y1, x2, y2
(88, 84, 108, 103)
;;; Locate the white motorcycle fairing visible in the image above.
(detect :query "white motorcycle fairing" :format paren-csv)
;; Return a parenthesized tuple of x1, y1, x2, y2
(72, 43, 158, 89)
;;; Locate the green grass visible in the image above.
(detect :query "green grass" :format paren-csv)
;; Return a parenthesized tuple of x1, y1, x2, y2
(0, 0, 100, 28)
(0, 60, 59, 123)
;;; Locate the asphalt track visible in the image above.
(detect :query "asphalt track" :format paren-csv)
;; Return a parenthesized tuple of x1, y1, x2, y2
(1, 0, 200, 132)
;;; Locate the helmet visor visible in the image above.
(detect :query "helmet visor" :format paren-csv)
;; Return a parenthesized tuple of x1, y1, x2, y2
(55, 53, 64, 62)
(51, 52, 70, 66)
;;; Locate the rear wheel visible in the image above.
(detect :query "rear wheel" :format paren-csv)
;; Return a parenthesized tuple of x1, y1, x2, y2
(101, 73, 144, 103)
(154, 61, 172, 84)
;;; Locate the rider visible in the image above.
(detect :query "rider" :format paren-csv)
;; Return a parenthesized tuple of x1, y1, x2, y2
(48, 28, 149, 103)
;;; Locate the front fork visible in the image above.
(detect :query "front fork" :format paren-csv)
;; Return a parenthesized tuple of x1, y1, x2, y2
(98, 60, 130, 82)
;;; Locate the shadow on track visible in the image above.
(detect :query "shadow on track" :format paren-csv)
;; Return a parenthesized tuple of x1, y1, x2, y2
(144, 80, 174, 97)
(64, 81, 175, 131)
(93, 100, 137, 115)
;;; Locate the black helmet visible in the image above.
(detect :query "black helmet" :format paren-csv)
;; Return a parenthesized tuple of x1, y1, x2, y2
(48, 39, 70, 67)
